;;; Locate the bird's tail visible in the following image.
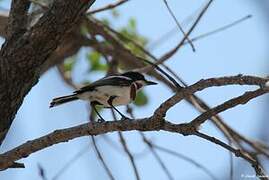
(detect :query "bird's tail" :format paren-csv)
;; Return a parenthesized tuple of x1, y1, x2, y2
(50, 94, 78, 108)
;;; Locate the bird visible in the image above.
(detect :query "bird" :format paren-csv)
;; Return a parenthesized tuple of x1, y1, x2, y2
(50, 71, 157, 121)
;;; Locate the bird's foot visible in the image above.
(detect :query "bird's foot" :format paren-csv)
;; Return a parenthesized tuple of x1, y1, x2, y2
(120, 116, 130, 120)
(97, 118, 106, 123)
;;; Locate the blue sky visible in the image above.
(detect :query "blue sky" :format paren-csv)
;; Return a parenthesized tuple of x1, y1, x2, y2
(1, 0, 269, 180)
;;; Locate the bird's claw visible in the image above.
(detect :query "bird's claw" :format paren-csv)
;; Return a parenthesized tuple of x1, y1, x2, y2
(121, 116, 130, 120)
(97, 118, 105, 123)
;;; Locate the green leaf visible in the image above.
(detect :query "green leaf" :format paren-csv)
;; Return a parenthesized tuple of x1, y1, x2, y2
(63, 57, 76, 72)
(87, 51, 107, 72)
(128, 18, 136, 31)
(116, 17, 148, 58)
(89, 51, 101, 62)
(134, 91, 148, 106)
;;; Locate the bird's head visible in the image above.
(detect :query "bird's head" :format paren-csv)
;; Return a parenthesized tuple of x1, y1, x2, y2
(122, 71, 157, 89)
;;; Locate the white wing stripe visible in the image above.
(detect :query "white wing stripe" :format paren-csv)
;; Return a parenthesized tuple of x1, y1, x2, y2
(103, 75, 132, 81)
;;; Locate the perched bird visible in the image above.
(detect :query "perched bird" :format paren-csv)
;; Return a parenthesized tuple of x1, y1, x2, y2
(50, 71, 157, 121)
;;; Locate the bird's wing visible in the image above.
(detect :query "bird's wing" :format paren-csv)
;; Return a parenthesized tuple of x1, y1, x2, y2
(74, 76, 133, 94)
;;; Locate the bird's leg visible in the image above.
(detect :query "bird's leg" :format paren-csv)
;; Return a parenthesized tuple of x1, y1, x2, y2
(91, 102, 105, 122)
(107, 96, 129, 120)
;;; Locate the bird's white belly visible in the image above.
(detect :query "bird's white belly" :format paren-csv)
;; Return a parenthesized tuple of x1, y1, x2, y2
(77, 86, 132, 107)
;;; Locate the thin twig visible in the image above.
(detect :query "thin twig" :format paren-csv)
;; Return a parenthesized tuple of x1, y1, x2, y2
(152, 144, 218, 180)
(148, 4, 201, 50)
(229, 140, 234, 180)
(194, 131, 268, 179)
(149, 14, 252, 50)
(219, 121, 269, 159)
(154, 75, 268, 118)
(38, 164, 48, 180)
(142, 136, 174, 180)
(52, 146, 89, 180)
(159, 0, 213, 62)
(126, 106, 174, 180)
(88, 106, 115, 180)
(142, 0, 213, 73)
(190, 88, 268, 127)
(236, 135, 269, 159)
(111, 110, 141, 180)
(87, 0, 129, 15)
(162, 0, 195, 52)
(118, 132, 140, 180)
(91, 136, 115, 180)
(184, 15, 252, 45)
(101, 135, 123, 153)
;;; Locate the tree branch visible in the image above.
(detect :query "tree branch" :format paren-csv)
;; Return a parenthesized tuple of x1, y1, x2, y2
(118, 131, 140, 180)
(91, 136, 115, 180)
(194, 131, 268, 179)
(0, 0, 96, 146)
(141, 136, 175, 180)
(0, 117, 163, 170)
(0, 11, 8, 37)
(162, 0, 195, 51)
(144, 0, 213, 72)
(87, 0, 129, 15)
(154, 75, 268, 119)
(0, 119, 265, 178)
(7, 0, 30, 38)
(151, 143, 218, 180)
(190, 88, 267, 127)
(0, 75, 268, 179)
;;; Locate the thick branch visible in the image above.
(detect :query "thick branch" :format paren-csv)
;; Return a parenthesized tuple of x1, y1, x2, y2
(154, 75, 268, 118)
(0, 11, 94, 74)
(0, 0, 96, 146)
(7, 0, 30, 38)
(0, 118, 165, 170)
(190, 88, 268, 127)
(0, 119, 265, 179)
(0, 11, 8, 37)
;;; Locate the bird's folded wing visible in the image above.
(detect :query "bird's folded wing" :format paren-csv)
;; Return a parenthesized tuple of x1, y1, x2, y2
(74, 76, 133, 94)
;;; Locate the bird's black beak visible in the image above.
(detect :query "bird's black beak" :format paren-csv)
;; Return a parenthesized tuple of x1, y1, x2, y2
(146, 80, 157, 86)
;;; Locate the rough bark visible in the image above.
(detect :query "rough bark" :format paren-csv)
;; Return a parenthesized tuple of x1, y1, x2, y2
(0, 0, 96, 146)
(0, 11, 8, 37)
